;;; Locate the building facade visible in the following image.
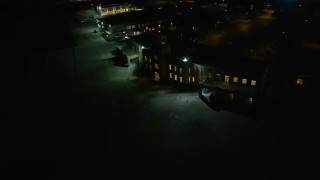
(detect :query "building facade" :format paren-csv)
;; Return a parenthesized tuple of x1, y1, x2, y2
(95, 1, 143, 16)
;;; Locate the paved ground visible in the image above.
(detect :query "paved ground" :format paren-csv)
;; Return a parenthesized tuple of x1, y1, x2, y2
(1, 3, 320, 180)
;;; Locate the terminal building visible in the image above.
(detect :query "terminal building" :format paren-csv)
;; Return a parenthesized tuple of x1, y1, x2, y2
(93, 0, 143, 16)
(122, 30, 270, 109)
(96, 9, 175, 41)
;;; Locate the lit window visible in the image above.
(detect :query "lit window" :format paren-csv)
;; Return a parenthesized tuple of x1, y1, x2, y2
(251, 80, 256, 86)
(296, 78, 303, 85)
(155, 72, 160, 80)
(169, 64, 172, 70)
(179, 76, 183, 83)
(192, 76, 195, 82)
(233, 77, 238, 83)
(179, 68, 182, 74)
(144, 56, 147, 61)
(174, 66, 177, 72)
(248, 97, 253, 105)
(170, 73, 172, 79)
(155, 64, 159, 70)
(174, 74, 177, 81)
(149, 58, 151, 63)
(242, 78, 247, 85)
(225, 75, 229, 83)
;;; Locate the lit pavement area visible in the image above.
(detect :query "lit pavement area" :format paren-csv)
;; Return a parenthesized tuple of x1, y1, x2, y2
(2, 5, 319, 180)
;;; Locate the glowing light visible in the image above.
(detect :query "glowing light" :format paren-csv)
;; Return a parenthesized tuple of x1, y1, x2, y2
(182, 58, 188, 62)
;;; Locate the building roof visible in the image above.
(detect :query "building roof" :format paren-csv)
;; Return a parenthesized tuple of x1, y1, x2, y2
(173, 41, 270, 78)
(98, 9, 173, 26)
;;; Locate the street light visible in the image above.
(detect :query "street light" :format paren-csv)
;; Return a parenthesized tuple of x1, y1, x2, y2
(182, 57, 188, 62)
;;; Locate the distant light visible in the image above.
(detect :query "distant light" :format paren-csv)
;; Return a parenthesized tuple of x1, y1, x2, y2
(123, 31, 126, 34)
(305, 19, 308, 22)
(124, 36, 129, 39)
(182, 57, 188, 62)
(282, 31, 285, 34)
(224, 9, 227, 12)
(158, 30, 161, 33)
(158, 24, 161, 27)
(299, 4, 302, 7)
(142, 46, 144, 49)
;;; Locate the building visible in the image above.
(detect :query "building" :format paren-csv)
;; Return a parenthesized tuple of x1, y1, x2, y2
(96, 9, 174, 41)
(93, 0, 143, 16)
(195, 54, 269, 109)
(142, 40, 197, 85)
(125, 30, 269, 108)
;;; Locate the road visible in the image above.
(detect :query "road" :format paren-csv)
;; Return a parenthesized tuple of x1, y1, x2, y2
(1, 3, 319, 180)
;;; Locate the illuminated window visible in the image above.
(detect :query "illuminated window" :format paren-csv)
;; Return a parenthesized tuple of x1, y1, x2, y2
(155, 72, 160, 80)
(248, 97, 253, 105)
(225, 75, 230, 83)
(233, 77, 238, 83)
(174, 66, 177, 72)
(179, 68, 182, 74)
(242, 78, 247, 85)
(149, 58, 151, 63)
(251, 80, 256, 86)
(179, 76, 183, 83)
(174, 74, 177, 81)
(169, 64, 172, 70)
(169, 73, 172, 79)
(296, 78, 303, 85)
(144, 56, 147, 61)
(155, 64, 159, 70)
(192, 76, 195, 82)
